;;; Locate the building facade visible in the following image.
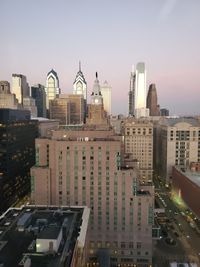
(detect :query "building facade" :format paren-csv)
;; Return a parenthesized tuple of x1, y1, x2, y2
(129, 66, 136, 116)
(23, 97, 38, 117)
(49, 94, 84, 125)
(12, 74, 29, 105)
(45, 69, 60, 111)
(31, 127, 154, 266)
(154, 117, 200, 181)
(0, 109, 38, 213)
(123, 117, 153, 182)
(146, 84, 160, 116)
(0, 81, 19, 109)
(100, 80, 112, 115)
(31, 84, 47, 117)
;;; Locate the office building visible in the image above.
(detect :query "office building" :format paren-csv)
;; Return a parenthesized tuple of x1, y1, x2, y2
(0, 205, 90, 267)
(129, 66, 136, 116)
(87, 73, 108, 126)
(23, 97, 38, 117)
(73, 62, 87, 101)
(31, 84, 47, 117)
(100, 80, 112, 115)
(12, 74, 29, 105)
(146, 84, 160, 116)
(37, 117, 59, 137)
(45, 69, 60, 110)
(0, 109, 38, 213)
(154, 117, 200, 182)
(0, 81, 19, 109)
(123, 117, 153, 181)
(49, 94, 84, 125)
(134, 63, 149, 118)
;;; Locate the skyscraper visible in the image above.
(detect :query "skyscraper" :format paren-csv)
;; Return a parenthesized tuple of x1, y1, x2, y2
(73, 62, 87, 121)
(100, 80, 112, 115)
(45, 69, 60, 111)
(147, 83, 160, 116)
(31, 84, 47, 117)
(128, 66, 136, 116)
(134, 62, 149, 118)
(12, 74, 29, 105)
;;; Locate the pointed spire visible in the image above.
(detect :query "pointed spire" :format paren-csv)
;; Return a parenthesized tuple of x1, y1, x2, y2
(79, 61, 81, 72)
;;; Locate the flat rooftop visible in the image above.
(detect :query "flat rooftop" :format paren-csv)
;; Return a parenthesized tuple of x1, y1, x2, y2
(177, 167, 200, 188)
(0, 205, 89, 267)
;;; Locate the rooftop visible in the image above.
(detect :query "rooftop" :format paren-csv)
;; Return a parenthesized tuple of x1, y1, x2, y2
(177, 167, 200, 188)
(0, 205, 89, 267)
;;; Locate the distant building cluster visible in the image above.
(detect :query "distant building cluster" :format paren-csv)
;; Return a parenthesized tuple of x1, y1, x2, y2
(0, 62, 200, 267)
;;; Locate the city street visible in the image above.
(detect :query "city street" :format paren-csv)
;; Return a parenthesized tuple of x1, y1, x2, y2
(153, 176, 200, 266)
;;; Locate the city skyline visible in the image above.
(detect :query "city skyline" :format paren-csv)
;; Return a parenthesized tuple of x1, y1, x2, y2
(1, 0, 200, 115)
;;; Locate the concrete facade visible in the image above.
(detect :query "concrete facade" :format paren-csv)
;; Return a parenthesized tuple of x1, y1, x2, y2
(154, 117, 200, 181)
(31, 127, 154, 266)
(122, 117, 153, 182)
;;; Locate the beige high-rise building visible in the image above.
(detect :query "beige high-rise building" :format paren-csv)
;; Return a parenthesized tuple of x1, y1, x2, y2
(100, 80, 112, 115)
(12, 74, 29, 104)
(123, 117, 153, 182)
(49, 94, 84, 125)
(0, 81, 19, 109)
(154, 117, 200, 181)
(31, 127, 154, 266)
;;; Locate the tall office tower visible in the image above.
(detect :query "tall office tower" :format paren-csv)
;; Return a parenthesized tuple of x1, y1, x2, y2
(100, 80, 112, 115)
(0, 81, 19, 109)
(128, 66, 136, 116)
(147, 84, 160, 116)
(31, 84, 47, 117)
(154, 117, 200, 182)
(0, 109, 38, 213)
(134, 63, 149, 118)
(87, 73, 108, 126)
(12, 74, 29, 105)
(31, 127, 154, 266)
(73, 62, 87, 121)
(160, 108, 169, 116)
(123, 117, 153, 182)
(45, 69, 60, 111)
(49, 94, 84, 125)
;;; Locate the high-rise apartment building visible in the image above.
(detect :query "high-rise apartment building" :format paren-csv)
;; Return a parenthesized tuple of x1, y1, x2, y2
(31, 84, 47, 117)
(154, 117, 200, 181)
(129, 66, 136, 116)
(0, 109, 38, 213)
(49, 94, 84, 125)
(100, 80, 112, 115)
(146, 84, 160, 116)
(87, 73, 108, 126)
(123, 117, 153, 181)
(45, 69, 60, 111)
(12, 74, 29, 105)
(0, 81, 19, 109)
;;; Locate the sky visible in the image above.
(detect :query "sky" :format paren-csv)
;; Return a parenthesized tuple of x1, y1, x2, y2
(0, 0, 200, 115)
